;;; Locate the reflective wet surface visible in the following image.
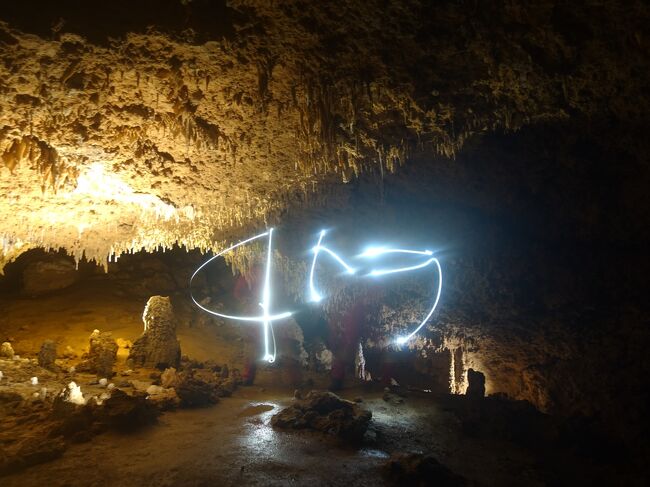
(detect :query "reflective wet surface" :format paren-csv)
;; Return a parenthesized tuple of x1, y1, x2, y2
(1, 387, 543, 486)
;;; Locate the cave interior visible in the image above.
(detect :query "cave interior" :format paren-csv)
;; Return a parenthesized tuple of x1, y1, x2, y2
(0, 1, 648, 486)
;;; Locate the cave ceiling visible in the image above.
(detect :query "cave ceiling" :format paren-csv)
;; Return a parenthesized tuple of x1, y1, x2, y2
(0, 0, 647, 269)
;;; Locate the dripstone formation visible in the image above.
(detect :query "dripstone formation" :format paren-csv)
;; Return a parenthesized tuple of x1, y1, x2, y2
(37, 340, 57, 370)
(129, 296, 181, 370)
(77, 330, 118, 379)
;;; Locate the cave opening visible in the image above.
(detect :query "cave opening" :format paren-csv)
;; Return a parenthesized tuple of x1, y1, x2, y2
(1, 1, 648, 485)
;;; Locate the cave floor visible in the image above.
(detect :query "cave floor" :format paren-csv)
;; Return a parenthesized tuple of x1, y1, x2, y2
(1, 386, 544, 487)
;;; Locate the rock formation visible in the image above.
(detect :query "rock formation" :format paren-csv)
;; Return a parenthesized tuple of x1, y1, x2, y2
(271, 390, 372, 441)
(466, 369, 485, 399)
(76, 330, 118, 378)
(37, 340, 57, 371)
(129, 296, 181, 369)
(0, 342, 14, 359)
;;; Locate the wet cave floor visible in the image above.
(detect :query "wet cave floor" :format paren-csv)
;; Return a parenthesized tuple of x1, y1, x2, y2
(1, 386, 547, 487)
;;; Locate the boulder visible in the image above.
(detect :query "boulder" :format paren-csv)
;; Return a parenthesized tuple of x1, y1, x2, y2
(77, 330, 118, 378)
(271, 390, 371, 441)
(129, 296, 181, 369)
(37, 340, 57, 370)
(382, 452, 466, 487)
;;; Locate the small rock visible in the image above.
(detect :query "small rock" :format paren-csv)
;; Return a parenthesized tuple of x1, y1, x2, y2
(0, 342, 14, 359)
(271, 390, 371, 441)
(99, 378, 108, 387)
(160, 367, 178, 388)
(175, 373, 219, 407)
(30, 377, 38, 385)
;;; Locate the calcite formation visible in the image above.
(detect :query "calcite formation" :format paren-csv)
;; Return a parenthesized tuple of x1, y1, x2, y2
(129, 296, 181, 369)
(0, 1, 646, 270)
(77, 330, 118, 378)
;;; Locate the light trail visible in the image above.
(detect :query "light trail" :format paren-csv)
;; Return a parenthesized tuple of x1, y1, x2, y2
(189, 229, 291, 362)
(192, 228, 443, 361)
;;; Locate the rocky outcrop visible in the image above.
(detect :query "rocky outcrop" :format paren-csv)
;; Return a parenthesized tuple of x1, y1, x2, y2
(76, 330, 118, 378)
(271, 390, 371, 441)
(129, 296, 181, 370)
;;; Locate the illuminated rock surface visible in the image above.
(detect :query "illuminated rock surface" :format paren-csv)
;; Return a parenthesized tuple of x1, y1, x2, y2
(129, 295, 181, 369)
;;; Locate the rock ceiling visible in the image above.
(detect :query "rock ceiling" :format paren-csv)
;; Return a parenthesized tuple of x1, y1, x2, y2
(0, 1, 646, 269)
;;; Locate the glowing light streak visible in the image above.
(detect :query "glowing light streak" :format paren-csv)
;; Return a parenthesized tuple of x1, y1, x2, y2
(190, 229, 291, 362)
(192, 228, 443, 362)
(308, 230, 356, 303)
(359, 246, 442, 345)
(359, 247, 433, 257)
(260, 228, 277, 363)
(368, 257, 437, 276)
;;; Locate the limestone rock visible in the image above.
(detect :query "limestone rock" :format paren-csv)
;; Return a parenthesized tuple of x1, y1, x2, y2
(0, 342, 14, 359)
(160, 367, 179, 388)
(37, 340, 57, 370)
(129, 296, 181, 369)
(21, 256, 78, 295)
(175, 374, 219, 408)
(76, 330, 118, 378)
(145, 386, 180, 410)
(92, 389, 158, 431)
(271, 390, 371, 441)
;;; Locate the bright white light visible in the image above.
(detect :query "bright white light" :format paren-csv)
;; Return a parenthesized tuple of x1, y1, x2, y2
(192, 228, 443, 360)
(359, 245, 442, 345)
(369, 257, 437, 276)
(190, 229, 291, 362)
(66, 381, 86, 405)
(393, 258, 442, 345)
(308, 230, 356, 303)
(359, 247, 432, 258)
